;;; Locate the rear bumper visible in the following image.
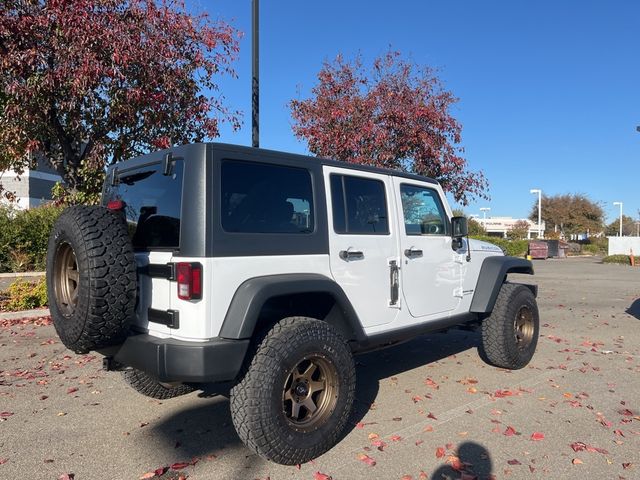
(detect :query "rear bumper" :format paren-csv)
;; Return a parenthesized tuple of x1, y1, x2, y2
(99, 334, 250, 383)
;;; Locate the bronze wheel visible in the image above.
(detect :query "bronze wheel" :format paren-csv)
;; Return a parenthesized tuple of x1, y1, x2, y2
(53, 242, 80, 317)
(480, 283, 540, 370)
(230, 317, 356, 465)
(514, 305, 534, 350)
(282, 355, 339, 432)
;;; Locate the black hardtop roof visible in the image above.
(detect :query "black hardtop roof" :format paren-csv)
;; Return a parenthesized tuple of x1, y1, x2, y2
(210, 142, 439, 186)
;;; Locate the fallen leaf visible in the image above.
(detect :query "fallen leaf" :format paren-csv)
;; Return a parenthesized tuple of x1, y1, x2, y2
(314, 472, 332, 480)
(614, 430, 625, 437)
(171, 462, 190, 470)
(358, 454, 376, 466)
(507, 459, 521, 465)
(530, 432, 545, 441)
(572, 458, 583, 465)
(435, 447, 446, 459)
(139, 473, 155, 480)
(401, 476, 413, 480)
(368, 433, 379, 440)
(356, 422, 365, 429)
(58, 475, 75, 480)
(0, 459, 7, 465)
(427, 412, 437, 420)
(504, 426, 517, 436)
(622, 463, 633, 469)
(154, 466, 168, 476)
(66, 387, 78, 394)
(390, 435, 402, 442)
(0, 412, 13, 418)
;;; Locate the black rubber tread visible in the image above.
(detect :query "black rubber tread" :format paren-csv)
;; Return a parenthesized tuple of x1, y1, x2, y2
(122, 369, 195, 399)
(480, 283, 539, 370)
(46, 205, 137, 353)
(229, 317, 356, 465)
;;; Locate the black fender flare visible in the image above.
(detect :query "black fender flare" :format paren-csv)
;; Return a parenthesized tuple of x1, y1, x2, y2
(218, 273, 365, 341)
(469, 256, 536, 313)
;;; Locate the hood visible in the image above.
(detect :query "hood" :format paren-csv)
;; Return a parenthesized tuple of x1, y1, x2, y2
(467, 238, 504, 254)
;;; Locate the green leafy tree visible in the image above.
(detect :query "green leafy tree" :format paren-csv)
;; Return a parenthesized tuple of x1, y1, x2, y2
(468, 218, 487, 236)
(605, 215, 637, 237)
(529, 194, 604, 236)
(506, 220, 530, 240)
(0, 0, 241, 203)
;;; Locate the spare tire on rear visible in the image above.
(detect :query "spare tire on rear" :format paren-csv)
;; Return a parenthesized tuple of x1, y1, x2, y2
(46, 205, 137, 353)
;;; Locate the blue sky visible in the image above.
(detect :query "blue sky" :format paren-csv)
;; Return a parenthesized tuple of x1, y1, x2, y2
(196, 0, 639, 223)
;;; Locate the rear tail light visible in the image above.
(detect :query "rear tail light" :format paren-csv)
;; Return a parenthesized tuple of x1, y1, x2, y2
(107, 200, 125, 211)
(176, 262, 202, 300)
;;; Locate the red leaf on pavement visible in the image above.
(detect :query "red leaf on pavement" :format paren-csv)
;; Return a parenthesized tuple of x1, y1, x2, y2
(401, 475, 413, 480)
(372, 440, 386, 451)
(355, 422, 365, 429)
(448, 455, 464, 471)
(622, 463, 633, 469)
(139, 473, 155, 479)
(435, 447, 446, 459)
(507, 459, 521, 465)
(619, 409, 633, 416)
(154, 466, 168, 476)
(415, 440, 424, 446)
(530, 432, 545, 441)
(0, 458, 7, 465)
(171, 462, 190, 470)
(424, 378, 439, 389)
(0, 412, 13, 418)
(314, 472, 332, 480)
(427, 412, 437, 420)
(358, 454, 376, 466)
(504, 426, 517, 436)
(570, 442, 587, 452)
(494, 389, 516, 398)
(390, 435, 402, 442)
(572, 458, 583, 464)
(614, 429, 625, 437)
(66, 387, 78, 394)
(58, 475, 75, 480)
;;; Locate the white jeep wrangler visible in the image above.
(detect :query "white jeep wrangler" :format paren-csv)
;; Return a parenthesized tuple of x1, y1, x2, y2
(46, 143, 539, 465)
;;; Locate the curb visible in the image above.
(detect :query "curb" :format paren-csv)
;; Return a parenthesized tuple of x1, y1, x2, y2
(0, 271, 46, 278)
(0, 308, 50, 321)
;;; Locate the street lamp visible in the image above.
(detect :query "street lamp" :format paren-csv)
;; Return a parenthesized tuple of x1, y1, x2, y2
(613, 202, 623, 237)
(530, 189, 542, 239)
(479, 207, 490, 224)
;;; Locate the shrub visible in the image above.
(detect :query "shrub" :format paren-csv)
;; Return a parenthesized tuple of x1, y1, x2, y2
(602, 255, 640, 265)
(0, 204, 63, 273)
(581, 244, 600, 256)
(1, 277, 48, 311)
(470, 236, 529, 257)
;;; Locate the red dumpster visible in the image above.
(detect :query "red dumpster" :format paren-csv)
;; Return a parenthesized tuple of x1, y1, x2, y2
(529, 241, 548, 259)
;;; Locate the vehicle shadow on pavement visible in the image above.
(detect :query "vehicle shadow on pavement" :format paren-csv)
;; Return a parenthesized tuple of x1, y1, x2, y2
(430, 441, 493, 479)
(347, 328, 480, 439)
(626, 299, 640, 320)
(149, 328, 480, 477)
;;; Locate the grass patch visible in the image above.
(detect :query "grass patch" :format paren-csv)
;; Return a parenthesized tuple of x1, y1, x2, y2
(602, 255, 640, 265)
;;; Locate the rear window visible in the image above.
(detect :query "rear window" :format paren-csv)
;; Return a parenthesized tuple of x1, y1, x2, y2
(221, 160, 314, 234)
(103, 160, 183, 250)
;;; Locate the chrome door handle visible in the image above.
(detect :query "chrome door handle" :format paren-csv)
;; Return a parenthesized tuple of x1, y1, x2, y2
(339, 248, 364, 261)
(404, 247, 423, 258)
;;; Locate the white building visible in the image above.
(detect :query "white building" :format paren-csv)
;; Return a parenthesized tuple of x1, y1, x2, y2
(479, 217, 545, 239)
(0, 156, 62, 209)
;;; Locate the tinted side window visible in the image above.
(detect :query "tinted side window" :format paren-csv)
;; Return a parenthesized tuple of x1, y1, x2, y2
(221, 160, 314, 234)
(330, 174, 389, 235)
(103, 160, 183, 250)
(400, 184, 448, 236)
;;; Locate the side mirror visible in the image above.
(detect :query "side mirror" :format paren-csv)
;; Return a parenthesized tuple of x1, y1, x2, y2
(451, 216, 468, 238)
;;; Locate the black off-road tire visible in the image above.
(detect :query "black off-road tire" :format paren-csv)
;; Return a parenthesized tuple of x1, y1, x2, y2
(122, 369, 195, 400)
(230, 317, 356, 465)
(480, 283, 539, 369)
(46, 206, 137, 354)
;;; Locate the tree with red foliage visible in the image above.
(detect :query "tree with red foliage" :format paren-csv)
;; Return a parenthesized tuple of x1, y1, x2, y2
(0, 0, 241, 202)
(290, 51, 488, 205)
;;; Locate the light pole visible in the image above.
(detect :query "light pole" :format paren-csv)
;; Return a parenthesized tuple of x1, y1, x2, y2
(613, 202, 623, 237)
(530, 189, 542, 238)
(479, 207, 490, 224)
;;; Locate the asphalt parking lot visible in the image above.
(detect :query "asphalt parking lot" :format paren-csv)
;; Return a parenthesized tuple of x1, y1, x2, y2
(1, 257, 639, 480)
